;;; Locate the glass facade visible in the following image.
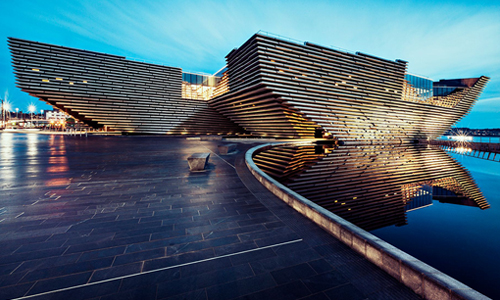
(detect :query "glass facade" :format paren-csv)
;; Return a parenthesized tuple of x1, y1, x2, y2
(182, 72, 222, 100)
(433, 86, 460, 97)
(404, 74, 433, 101)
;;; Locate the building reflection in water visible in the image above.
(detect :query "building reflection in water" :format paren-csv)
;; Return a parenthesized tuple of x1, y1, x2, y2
(253, 143, 489, 231)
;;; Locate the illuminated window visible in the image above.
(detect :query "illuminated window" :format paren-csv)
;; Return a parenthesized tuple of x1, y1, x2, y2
(69, 82, 74, 85)
(42, 79, 50, 82)
(32, 68, 39, 72)
(56, 78, 63, 81)
(83, 80, 88, 83)
(279, 70, 284, 73)
(270, 60, 275, 62)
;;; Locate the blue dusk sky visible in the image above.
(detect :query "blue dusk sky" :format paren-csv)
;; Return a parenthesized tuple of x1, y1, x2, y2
(1, 0, 499, 128)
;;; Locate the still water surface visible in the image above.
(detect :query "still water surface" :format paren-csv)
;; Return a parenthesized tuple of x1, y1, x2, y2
(372, 153, 500, 299)
(254, 142, 499, 299)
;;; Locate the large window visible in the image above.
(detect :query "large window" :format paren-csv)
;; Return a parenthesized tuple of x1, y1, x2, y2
(182, 72, 222, 100)
(404, 74, 433, 101)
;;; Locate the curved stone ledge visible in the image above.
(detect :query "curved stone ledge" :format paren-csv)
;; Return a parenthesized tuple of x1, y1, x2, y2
(245, 142, 491, 300)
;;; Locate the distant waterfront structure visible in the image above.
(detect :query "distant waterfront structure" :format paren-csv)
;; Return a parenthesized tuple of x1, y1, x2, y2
(45, 109, 69, 121)
(8, 32, 489, 140)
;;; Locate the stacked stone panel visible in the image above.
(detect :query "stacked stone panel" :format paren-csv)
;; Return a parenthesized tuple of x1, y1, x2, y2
(210, 34, 489, 141)
(8, 37, 243, 135)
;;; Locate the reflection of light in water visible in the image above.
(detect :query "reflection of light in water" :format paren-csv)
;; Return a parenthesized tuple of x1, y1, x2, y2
(45, 178, 71, 186)
(26, 133, 38, 158)
(0, 133, 15, 183)
(455, 147, 472, 154)
(26, 133, 40, 174)
(45, 135, 69, 186)
(47, 165, 69, 173)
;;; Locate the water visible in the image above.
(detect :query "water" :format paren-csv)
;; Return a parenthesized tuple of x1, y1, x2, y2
(371, 153, 500, 299)
(254, 142, 500, 299)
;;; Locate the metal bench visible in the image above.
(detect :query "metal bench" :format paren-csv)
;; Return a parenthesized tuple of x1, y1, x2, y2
(187, 153, 210, 171)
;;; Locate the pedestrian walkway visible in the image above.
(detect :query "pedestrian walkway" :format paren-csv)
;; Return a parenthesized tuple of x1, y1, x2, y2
(0, 133, 420, 299)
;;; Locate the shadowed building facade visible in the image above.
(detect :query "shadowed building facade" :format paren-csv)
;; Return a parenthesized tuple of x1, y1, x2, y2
(8, 38, 243, 135)
(8, 33, 489, 140)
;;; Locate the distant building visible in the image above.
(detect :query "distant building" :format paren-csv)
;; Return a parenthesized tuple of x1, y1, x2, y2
(45, 109, 68, 121)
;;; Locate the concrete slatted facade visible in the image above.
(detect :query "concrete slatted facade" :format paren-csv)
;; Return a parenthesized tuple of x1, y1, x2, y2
(8, 33, 489, 139)
(253, 143, 489, 231)
(209, 33, 489, 141)
(8, 37, 243, 135)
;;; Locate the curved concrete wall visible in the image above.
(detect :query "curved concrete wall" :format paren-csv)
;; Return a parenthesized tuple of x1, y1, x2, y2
(245, 142, 490, 300)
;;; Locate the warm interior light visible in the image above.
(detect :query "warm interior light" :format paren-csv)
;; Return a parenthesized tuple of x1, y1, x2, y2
(83, 80, 88, 83)
(32, 68, 39, 71)
(42, 79, 49, 82)
(69, 82, 74, 85)
(56, 78, 63, 81)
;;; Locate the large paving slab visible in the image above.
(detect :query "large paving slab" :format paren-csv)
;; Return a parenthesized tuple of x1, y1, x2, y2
(0, 133, 421, 299)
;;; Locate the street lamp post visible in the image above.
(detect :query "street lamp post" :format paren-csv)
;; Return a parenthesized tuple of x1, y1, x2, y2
(40, 110, 44, 129)
(28, 104, 36, 128)
(1, 98, 4, 129)
(0, 98, 9, 129)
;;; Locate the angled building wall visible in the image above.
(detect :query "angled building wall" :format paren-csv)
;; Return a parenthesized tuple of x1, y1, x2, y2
(209, 33, 489, 141)
(8, 34, 489, 139)
(8, 37, 243, 135)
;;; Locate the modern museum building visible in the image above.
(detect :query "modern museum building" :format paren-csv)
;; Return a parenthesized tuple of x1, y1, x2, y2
(8, 32, 489, 142)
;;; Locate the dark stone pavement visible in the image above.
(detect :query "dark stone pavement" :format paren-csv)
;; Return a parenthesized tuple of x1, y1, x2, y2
(0, 133, 421, 299)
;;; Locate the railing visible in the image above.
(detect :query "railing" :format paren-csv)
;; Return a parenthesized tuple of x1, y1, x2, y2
(426, 139, 500, 162)
(439, 135, 500, 143)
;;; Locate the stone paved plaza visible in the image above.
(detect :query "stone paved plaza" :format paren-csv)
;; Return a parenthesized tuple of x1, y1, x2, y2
(0, 133, 420, 299)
